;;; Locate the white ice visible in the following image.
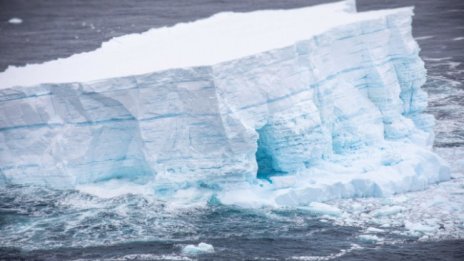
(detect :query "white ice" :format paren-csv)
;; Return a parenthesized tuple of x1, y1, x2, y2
(329, 147, 464, 240)
(181, 243, 215, 256)
(1, 0, 399, 88)
(8, 18, 22, 25)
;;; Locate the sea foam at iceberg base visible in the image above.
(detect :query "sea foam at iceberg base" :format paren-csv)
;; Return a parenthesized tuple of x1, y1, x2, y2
(0, 0, 450, 207)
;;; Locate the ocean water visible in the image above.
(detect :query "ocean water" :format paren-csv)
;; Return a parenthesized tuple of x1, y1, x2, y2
(0, 0, 463, 260)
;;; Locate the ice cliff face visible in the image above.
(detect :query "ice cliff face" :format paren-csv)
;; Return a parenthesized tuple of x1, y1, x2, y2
(0, 1, 450, 206)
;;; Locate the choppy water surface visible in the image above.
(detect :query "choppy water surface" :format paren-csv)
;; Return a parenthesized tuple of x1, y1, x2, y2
(1, 184, 463, 260)
(0, 0, 463, 260)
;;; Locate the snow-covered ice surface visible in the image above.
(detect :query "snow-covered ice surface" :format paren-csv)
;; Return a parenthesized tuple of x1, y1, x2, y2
(0, 0, 399, 88)
(0, 0, 463, 259)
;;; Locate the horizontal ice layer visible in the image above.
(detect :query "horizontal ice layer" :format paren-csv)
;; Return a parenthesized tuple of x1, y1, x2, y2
(0, 1, 450, 206)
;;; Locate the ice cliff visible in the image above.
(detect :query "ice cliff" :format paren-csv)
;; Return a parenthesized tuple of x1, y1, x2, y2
(0, 1, 450, 206)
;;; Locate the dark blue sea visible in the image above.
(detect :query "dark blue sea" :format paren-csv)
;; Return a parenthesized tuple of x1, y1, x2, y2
(0, 0, 463, 260)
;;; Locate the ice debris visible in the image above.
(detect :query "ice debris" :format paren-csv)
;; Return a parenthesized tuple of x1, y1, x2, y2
(181, 242, 215, 256)
(299, 202, 343, 217)
(8, 18, 22, 24)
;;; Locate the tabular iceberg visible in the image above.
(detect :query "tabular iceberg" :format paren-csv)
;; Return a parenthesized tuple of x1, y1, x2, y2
(0, 0, 450, 207)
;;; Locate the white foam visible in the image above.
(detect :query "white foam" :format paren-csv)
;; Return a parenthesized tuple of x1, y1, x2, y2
(290, 244, 363, 260)
(414, 35, 434, 41)
(76, 180, 154, 198)
(117, 254, 192, 261)
(365, 227, 384, 233)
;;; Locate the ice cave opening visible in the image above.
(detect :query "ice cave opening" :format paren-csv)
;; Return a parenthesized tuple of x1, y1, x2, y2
(255, 125, 287, 181)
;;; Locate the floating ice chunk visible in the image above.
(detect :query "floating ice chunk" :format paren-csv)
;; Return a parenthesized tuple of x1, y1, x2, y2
(181, 242, 215, 256)
(404, 221, 437, 234)
(299, 202, 343, 217)
(365, 227, 385, 233)
(370, 206, 405, 217)
(8, 18, 22, 24)
(358, 234, 382, 243)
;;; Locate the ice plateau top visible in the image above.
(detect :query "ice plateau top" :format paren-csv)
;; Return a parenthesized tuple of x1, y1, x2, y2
(0, 0, 450, 207)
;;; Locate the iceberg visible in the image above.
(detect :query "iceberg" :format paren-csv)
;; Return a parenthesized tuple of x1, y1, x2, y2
(0, 0, 450, 206)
